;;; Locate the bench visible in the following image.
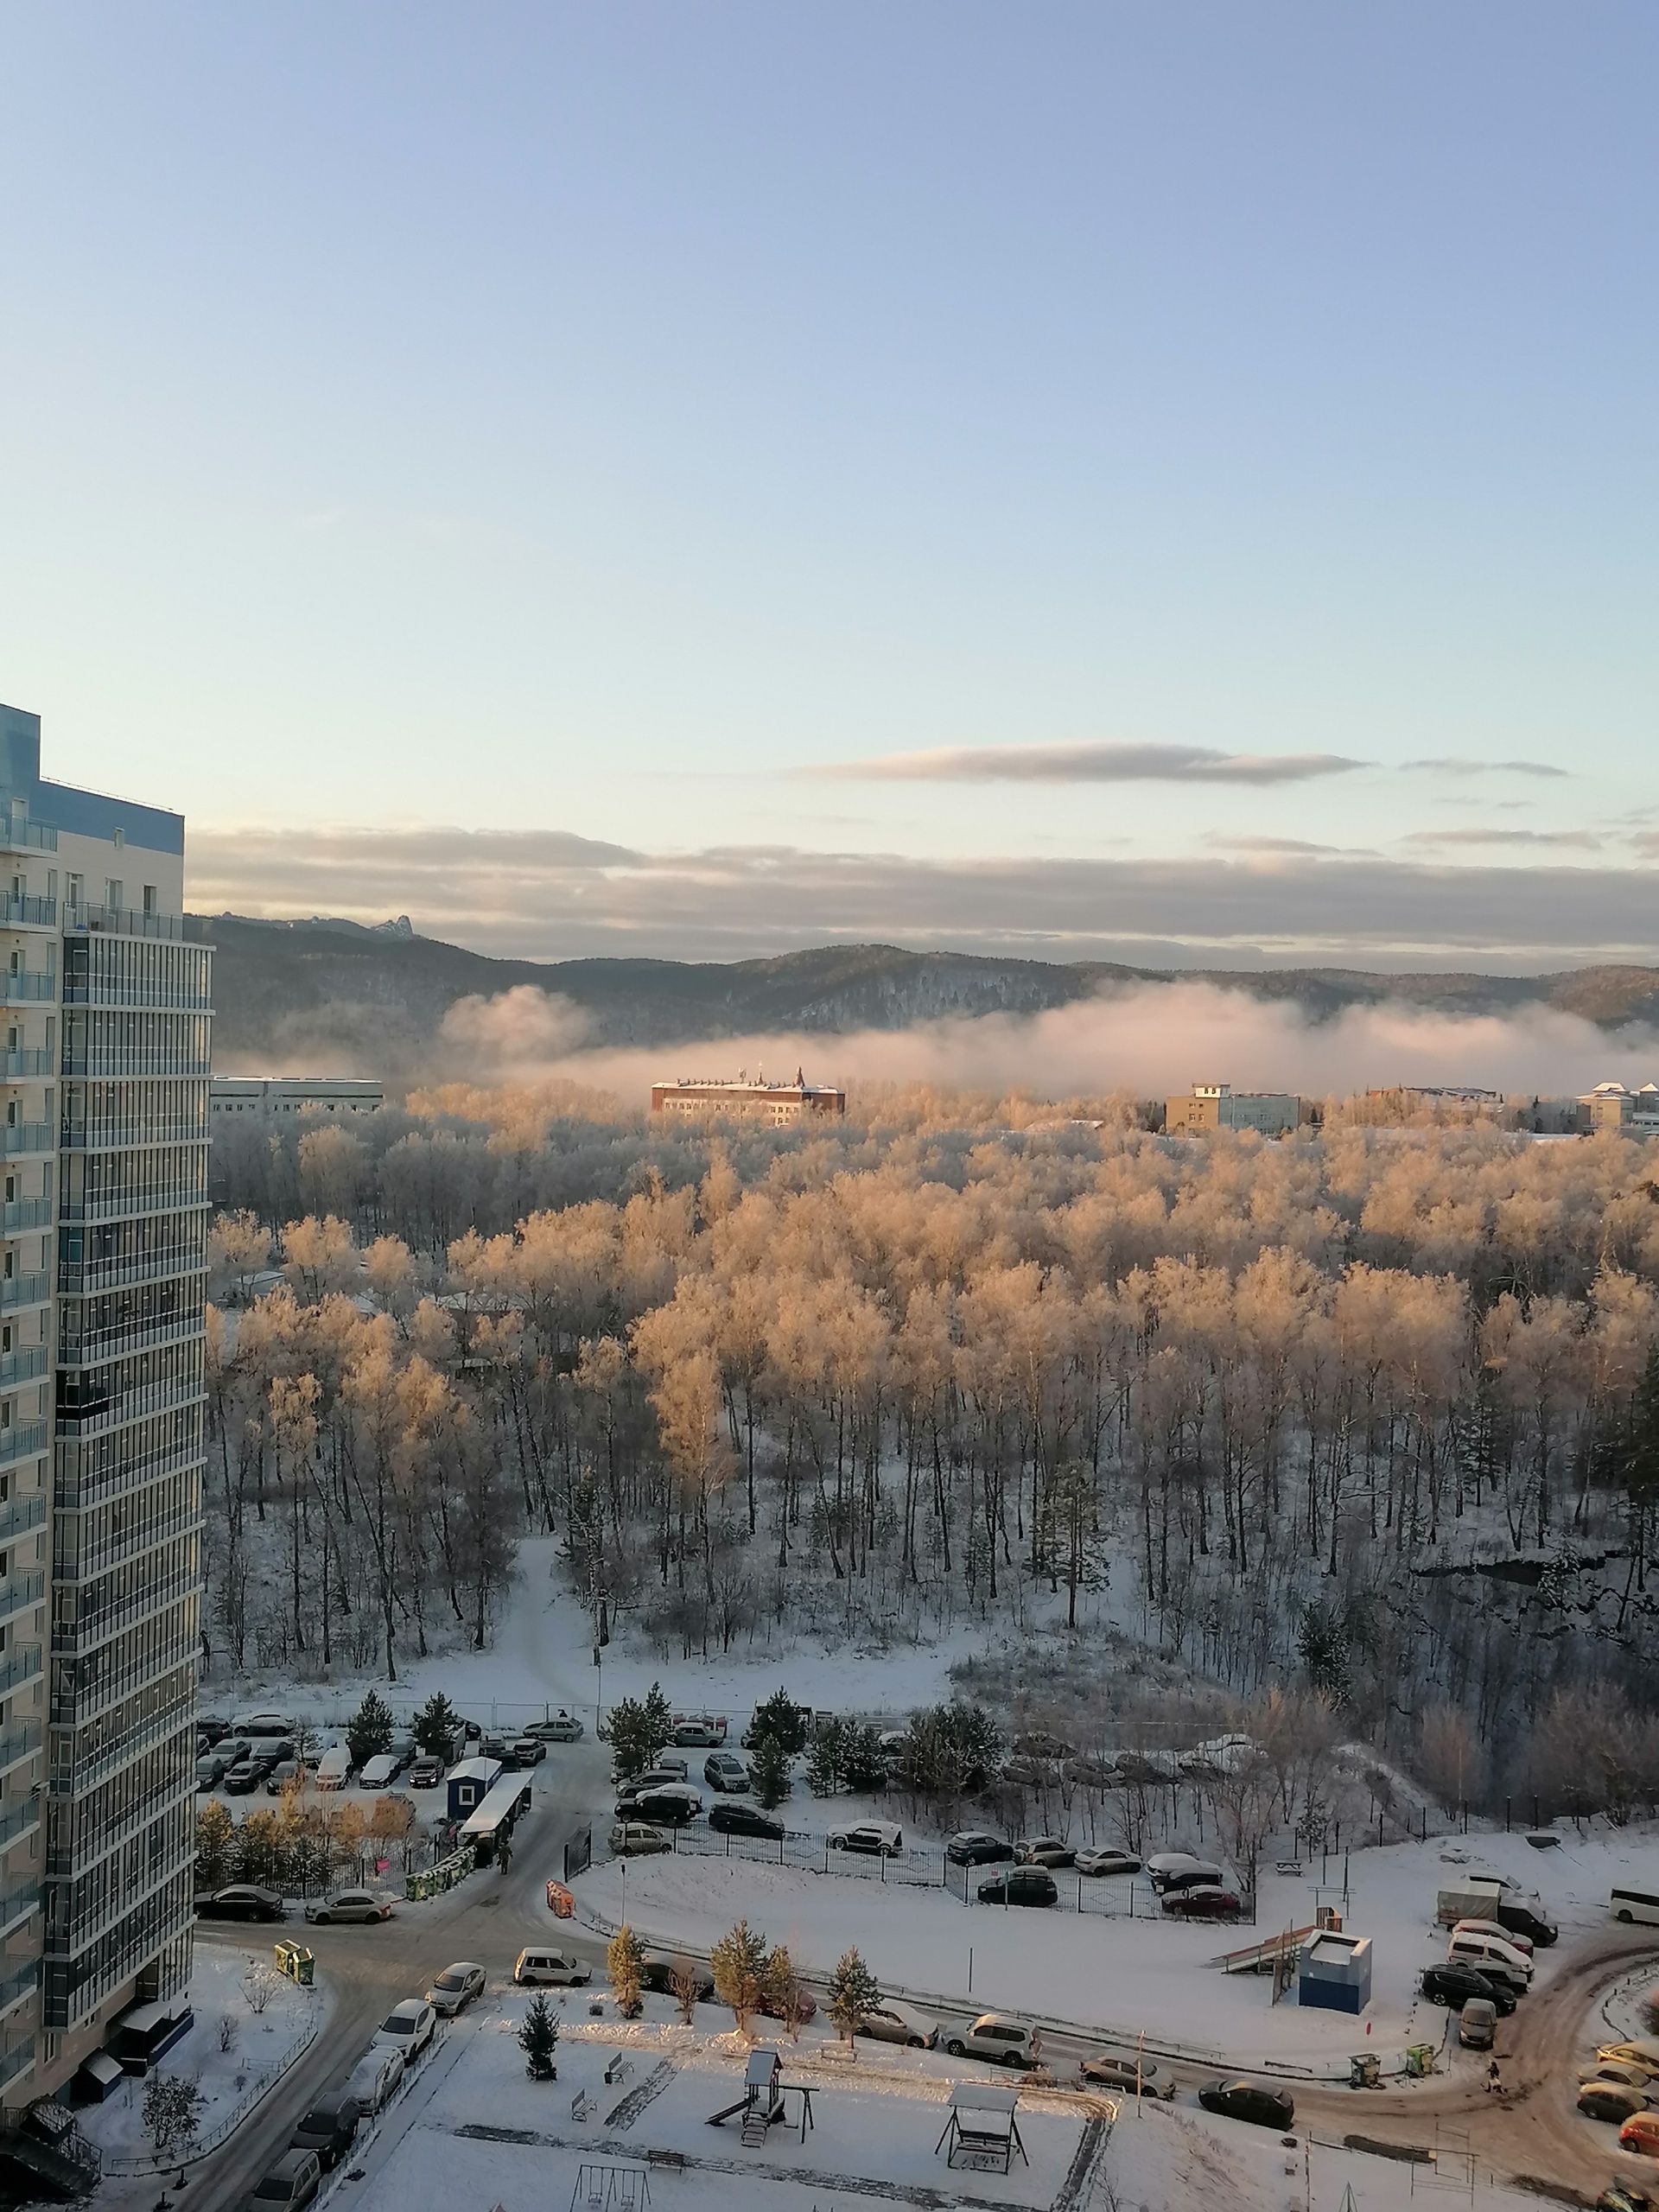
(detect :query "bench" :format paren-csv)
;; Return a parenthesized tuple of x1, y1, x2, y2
(604, 2054, 632, 2087)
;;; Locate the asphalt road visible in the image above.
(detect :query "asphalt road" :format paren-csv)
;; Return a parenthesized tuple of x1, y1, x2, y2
(167, 1758, 1659, 2212)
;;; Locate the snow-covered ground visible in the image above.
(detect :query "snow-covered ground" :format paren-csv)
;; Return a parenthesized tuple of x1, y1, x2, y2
(325, 1980, 1560, 2212)
(80, 1948, 325, 2169)
(572, 1821, 1659, 2072)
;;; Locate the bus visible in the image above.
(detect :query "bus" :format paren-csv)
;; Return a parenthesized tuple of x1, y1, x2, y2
(461, 1774, 533, 1865)
(1611, 1887, 1659, 1925)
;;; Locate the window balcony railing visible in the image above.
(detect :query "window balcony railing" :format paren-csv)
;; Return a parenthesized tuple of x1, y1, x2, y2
(0, 975, 54, 1005)
(0, 822, 57, 854)
(0, 1881, 41, 1937)
(0, 1643, 42, 1700)
(0, 1489, 47, 1542)
(66, 906, 210, 944)
(58, 1311, 205, 1366)
(0, 1576, 46, 1630)
(0, 896, 56, 930)
(0, 1125, 51, 1158)
(50, 1567, 198, 1657)
(0, 1198, 52, 1234)
(0, 1719, 43, 1776)
(55, 1437, 205, 1515)
(0, 1346, 48, 1391)
(0, 1796, 42, 1854)
(60, 1120, 207, 1153)
(55, 1248, 206, 1299)
(0, 1274, 48, 1313)
(0, 1961, 40, 2021)
(61, 1503, 202, 1586)
(54, 1693, 194, 1799)
(58, 1187, 209, 1226)
(0, 1052, 49, 1080)
(0, 2039, 35, 2094)
(60, 1054, 214, 1081)
(56, 1375, 205, 1440)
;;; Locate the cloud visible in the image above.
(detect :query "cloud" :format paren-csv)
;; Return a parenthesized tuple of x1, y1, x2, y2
(1403, 828, 1603, 850)
(1401, 757, 1569, 779)
(187, 824, 1659, 969)
(1205, 835, 1356, 856)
(444, 979, 1659, 1106)
(804, 741, 1365, 785)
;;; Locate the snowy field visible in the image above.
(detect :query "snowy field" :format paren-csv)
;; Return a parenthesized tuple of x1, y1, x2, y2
(572, 1821, 1659, 2071)
(322, 1984, 1561, 2212)
(80, 1947, 325, 2168)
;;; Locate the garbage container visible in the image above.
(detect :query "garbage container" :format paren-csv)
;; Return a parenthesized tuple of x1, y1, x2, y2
(1349, 2053, 1381, 2089)
(1404, 2043, 1436, 2079)
(274, 1942, 315, 1986)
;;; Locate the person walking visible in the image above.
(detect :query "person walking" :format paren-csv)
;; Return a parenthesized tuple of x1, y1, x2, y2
(1486, 2059, 1501, 2095)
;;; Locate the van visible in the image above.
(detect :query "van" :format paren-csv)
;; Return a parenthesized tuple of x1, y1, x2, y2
(315, 1746, 352, 1790)
(359, 1754, 399, 1789)
(1458, 1999, 1498, 2050)
(1611, 1888, 1659, 1928)
(1446, 1929, 1532, 1991)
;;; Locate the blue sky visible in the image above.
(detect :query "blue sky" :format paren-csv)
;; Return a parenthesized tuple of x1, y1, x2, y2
(1, 5, 1656, 963)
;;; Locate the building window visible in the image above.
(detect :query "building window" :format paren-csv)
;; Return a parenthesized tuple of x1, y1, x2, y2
(105, 880, 124, 911)
(143, 886, 156, 915)
(66, 874, 82, 906)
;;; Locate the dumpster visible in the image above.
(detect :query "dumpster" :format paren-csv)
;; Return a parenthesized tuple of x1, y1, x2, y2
(1404, 2042, 1437, 2079)
(1349, 2053, 1381, 2089)
(274, 1942, 315, 1986)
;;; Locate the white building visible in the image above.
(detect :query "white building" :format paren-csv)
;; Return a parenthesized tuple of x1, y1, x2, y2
(0, 701, 210, 2113)
(210, 1076, 384, 1122)
(1580, 1081, 1659, 1134)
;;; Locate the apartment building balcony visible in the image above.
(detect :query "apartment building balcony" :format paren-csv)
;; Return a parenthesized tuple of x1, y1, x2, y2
(0, 1199, 51, 1236)
(56, 1374, 203, 1440)
(0, 1126, 52, 1160)
(0, 1491, 47, 1544)
(0, 896, 57, 932)
(50, 1565, 197, 1658)
(0, 1644, 42, 1702)
(64, 906, 210, 944)
(0, 822, 56, 855)
(0, 1719, 43, 1778)
(55, 1440, 205, 1517)
(0, 1961, 39, 2024)
(57, 1310, 205, 1367)
(0, 1052, 49, 1082)
(46, 1758, 192, 1882)
(59, 1120, 207, 1153)
(0, 1881, 41, 1940)
(60, 982, 212, 1010)
(0, 1797, 41, 1855)
(55, 1631, 196, 1732)
(55, 1248, 206, 1300)
(58, 1186, 208, 1227)
(0, 1578, 45, 1633)
(0, 976, 54, 1006)
(52, 1687, 193, 1798)
(48, 1829, 195, 1961)
(0, 2038, 35, 2094)
(0, 1275, 48, 1315)
(59, 1501, 201, 1586)
(0, 1347, 48, 1392)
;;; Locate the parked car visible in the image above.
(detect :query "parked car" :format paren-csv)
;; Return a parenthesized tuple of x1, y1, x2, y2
(197, 1714, 232, 1745)
(214, 1737, 253, 1771)
(1593, 2063, 1656, 2089)
(525, 1713, 584, 1743)
(196, 1753, 229, 1789)
(510, 1737, 547, 1766)
(426, 1962, 487, 2017)
(1446, 1929, 1532, 1992)
(616, 1765, 690, 1802)
(1157, 1861, 1226, 1895)
(224, 1759, 264, 1795)
(630, 1787, 702, 1827)
(1582, 2081, 1650, 2123)
(1451, 1916, 1534, 1958)
(1161, 1886, 1244, 1921)
(359, 1754, 401, 1790)
(944, 2013, 1043, 2068)
(977, 1868, 1058, 1908)
(304, 1890, 393, 1925)
(703, 1752, 749, 1793)
(1599, 2187, 1653, 2212)
(197, 1885, 286, 1923)
(513, 1947, 591, 1987)
(315, 1746, 353, 1790)
(671, 1715, 727, 1746)
(757, 1984, 817, 2024)
(1017, 1837, 1076, 1869)
(947, 1832, 1014, 1867)
(1458, 1999, 1498, 2049)
(1146, 1851, 1208, 1888)
(1198, 2079, 1296, 2130)
(640, 1954, 714, 1999)
(856, 2001, 939, 2049)
(1421, 1963, 1516, 2015)
(1076, 1848, 1141, 1878)
(1080, 2054, 1173, 2098)
(248, 2149, 321, 2212)
(372, 2000, 437, 2063)
(342, 2047, 404, 2115)
(234, 1711, 297, 1739)
(480, 1732, 511, 1761)
(709, 1802, 785, 1841)
(289, 2092, 360, 2172)
(409, 1757, 444, 1788)
(1598, 2042, 1659, 2082)
(610, 1821, 672, 1857)
(264, 1761, 302, 1795)
(828, 1821, 903, 1858)
(1620, 2113, 1659, 2159)
(1497, 1897, 1558, 1947)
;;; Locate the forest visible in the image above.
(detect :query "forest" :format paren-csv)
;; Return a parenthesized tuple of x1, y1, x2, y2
(202, 1084, 1659, 1816)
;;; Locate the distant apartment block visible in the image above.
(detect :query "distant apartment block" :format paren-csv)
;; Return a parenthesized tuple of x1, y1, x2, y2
(0, 702, 211, 2114)
(650, 1071, 846, 1126)
(210, 1077, 384, 1122)
(1580, 1081, 1659, 1134)
(1164, 1082, 1302, 1136)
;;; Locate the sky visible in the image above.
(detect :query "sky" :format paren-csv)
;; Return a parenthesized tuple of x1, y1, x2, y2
(2, 4, 1656, 969)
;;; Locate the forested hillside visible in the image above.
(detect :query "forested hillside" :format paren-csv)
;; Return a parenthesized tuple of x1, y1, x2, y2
(205, 1094, 1659, 1816)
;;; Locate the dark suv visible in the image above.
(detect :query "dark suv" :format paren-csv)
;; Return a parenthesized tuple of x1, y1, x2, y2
(1421, 1962, 1516, 2015)
(289, 2093, 361, 2172)
(976, 1867, 1058, 1908)
(709, 1802, 785, 1841)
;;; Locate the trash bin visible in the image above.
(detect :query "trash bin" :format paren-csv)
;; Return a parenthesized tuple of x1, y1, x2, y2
(1404, 2043, 1436, 2079)
(274, 1942, 315, 1986)
(1349, 2053, 1381, 2089)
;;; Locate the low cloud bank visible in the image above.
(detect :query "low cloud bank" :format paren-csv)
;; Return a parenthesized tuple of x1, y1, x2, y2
(437, 980, 1658, 1107)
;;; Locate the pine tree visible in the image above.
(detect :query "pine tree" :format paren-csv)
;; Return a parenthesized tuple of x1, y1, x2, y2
(709, 1917, 770, 2032)
(805, 1718, 845, 1797)
(841, 1723, 887, 1794)
(518, 1993, 560, 2080)
(748, 1688, 809, 1758)
(608, 1681, 675, 1780)
(413, 1692, 462, 1760)
(826, 1947, 880, 2045)
(763, 1942, 808, 2040)
(607, 1923, 646, 2018)
(346, 1688, 396, 1770)
(749, 1734, 792, 1810)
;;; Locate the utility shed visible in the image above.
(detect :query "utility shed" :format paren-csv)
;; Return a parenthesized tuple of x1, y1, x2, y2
(1299, 1931, 1373, 2015)
(446, 1758, 503, 1821)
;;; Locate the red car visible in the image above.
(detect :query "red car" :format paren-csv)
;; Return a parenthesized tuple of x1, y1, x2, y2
(1161, 1886, 1243, 1921)
(1619, 2113, 1659, 2160)
(756, 1986, 817, 2024)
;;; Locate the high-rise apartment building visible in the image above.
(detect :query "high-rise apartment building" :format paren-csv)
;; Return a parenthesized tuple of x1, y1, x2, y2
(0, 703, 210, 2110)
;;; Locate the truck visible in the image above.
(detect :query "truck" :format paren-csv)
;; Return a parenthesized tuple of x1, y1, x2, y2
(1437, 1878, 1505, 1928)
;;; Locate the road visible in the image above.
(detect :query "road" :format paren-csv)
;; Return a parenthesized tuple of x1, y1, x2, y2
(168, 1754, 1659, 2212)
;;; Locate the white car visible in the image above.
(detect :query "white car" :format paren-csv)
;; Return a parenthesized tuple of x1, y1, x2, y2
(856, 2000, 940, 2049)
(343, 2046, 404, 2114)
(944, 2012, 1043, 2068)
(1450, 1916, 1534, 1957)
(828, 1820, 903, 1858)
(305, 1889, 393, 1925)
(425, 1962, 486, 2017)
(372, 2000, 437, 2063)
(514, 1947, 592, 1987)
(1076, 1848, 1141, 1878)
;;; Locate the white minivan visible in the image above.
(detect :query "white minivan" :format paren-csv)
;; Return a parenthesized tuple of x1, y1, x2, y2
(1446, 1929, 1532, 1991)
